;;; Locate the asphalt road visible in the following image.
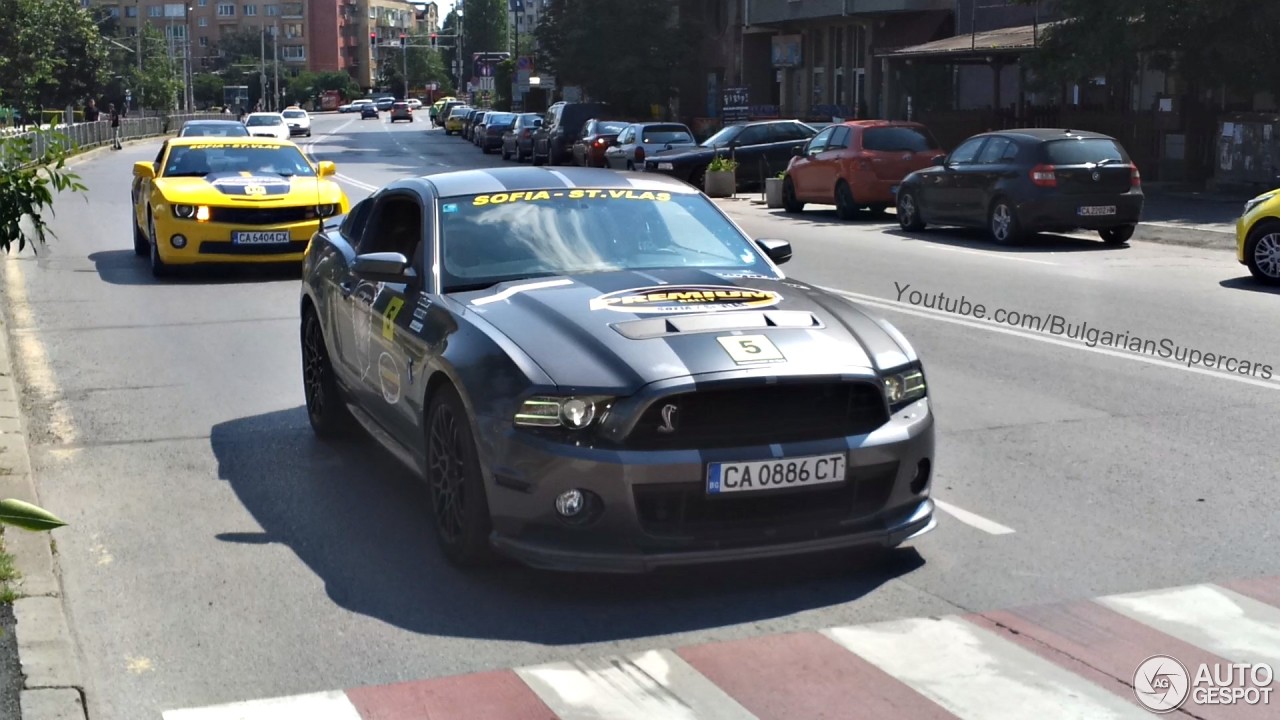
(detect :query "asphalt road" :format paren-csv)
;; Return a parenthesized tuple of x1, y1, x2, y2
(2, 112, 1279, 719)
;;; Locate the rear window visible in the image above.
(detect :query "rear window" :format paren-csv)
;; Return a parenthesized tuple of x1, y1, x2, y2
(1042, 138, 1126, 165)
(862, 126, 939, 152)
(597, 120, 629, 134)
(643, 125, 694, 144)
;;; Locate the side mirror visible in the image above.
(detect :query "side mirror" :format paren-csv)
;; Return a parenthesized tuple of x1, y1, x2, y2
(754, 238, 792, 265)
(792, 146, 805, 157)
(133, 161, 156, 179)
(316, 160, 336, 177)
(932, 156, 947, 167)
(728, 140, 741, 150)
(353, 252, 415, 283)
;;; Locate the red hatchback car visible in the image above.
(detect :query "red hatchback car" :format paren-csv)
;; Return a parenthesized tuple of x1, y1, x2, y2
(783, 120, 945, 219)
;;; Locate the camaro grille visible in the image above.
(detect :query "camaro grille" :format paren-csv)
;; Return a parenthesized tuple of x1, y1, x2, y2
(624, 381, 889, 450)
(198, 240, 310, 255)
(208, 206, 318, 225)
(633, 461, 898, 542)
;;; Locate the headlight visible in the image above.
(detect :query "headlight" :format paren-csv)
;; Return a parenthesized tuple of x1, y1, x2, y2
(173, 204, 196, 218)
(1245, 192, 1276, 215)
(883, 367, 926, 409)
(316, 204, 339, 217)
(515, 395, 612, 430)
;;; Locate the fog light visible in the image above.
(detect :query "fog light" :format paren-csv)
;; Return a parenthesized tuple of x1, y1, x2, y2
(910, 459, 931, 494)
(555, 489, 584, 517)
(170, 234, 187, 249)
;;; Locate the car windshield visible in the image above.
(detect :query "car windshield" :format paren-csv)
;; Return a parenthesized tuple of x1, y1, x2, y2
(700, 124, 742, 147)
(162, 143, 317, 178)
(246, 115, 282, 126)
(1043, 138, 1126, 165)
(282, 110, 306, 119)
(643, 125, 695, 144)
(181, 124, 249, 137)
(438, 189, 773, 291)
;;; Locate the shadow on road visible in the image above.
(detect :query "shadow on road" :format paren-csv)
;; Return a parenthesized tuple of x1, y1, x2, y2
(884, 227, 1122, 253)
(210, 406, 923, 645)
(1220, 276, 1280, 295)
(88, 250, 302, 286)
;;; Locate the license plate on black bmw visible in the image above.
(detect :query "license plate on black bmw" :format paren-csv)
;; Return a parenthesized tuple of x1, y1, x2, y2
(706, 453, 847, 495)
(1078, 205, 1117, 216)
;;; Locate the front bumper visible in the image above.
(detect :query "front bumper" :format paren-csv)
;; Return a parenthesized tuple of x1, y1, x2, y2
(481, 396, 936, 573)
(1017, 191, 1144, 231)
(288, 125, 309, 135)
(153, 215, 322, 265)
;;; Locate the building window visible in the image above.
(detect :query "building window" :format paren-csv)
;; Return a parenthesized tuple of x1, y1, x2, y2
(168, 25, 187, 39)
(199, 0, 208, 5)
(124, 7, 136, 17)
(149, 6, 162, 17)
(284, 23, 302, 38)
(217, 4, 235, 17)
(198, 17, 208, 27)
(244, 4, 257, 16)
(199, 35, 209, 47)
(280, 2, 303, 17)
(281, 45, 305, 61)
(265, 4, 278, 16)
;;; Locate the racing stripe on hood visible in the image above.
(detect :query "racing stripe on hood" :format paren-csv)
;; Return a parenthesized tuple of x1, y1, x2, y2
(427, 170, 509, 198)
(481, 167, 572, 191)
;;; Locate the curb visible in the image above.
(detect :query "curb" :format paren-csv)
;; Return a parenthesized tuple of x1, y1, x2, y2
(0, 287, 84, 718)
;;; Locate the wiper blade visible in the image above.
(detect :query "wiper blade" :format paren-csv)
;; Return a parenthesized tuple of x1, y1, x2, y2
(1094, 158, 1119, 167)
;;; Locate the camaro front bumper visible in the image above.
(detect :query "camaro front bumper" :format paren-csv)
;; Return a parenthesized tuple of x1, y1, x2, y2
(153, 215, 322, 265)
(481, 396, 936, 573)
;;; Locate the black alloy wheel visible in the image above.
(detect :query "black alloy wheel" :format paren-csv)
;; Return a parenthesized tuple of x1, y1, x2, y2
(426, 385, 494, 567)
(897, 190, 925, 230)
(782, 176, 804, 213)
(301, 309, 355, 438)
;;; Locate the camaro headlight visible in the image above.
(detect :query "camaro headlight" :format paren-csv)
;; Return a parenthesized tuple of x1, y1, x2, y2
(173, 204, 196, 219)
(1245, 192, 1276, 216)
(515, 395, 612, 430)
(316, 204, 339, 217)
(883, 367, 926, 409)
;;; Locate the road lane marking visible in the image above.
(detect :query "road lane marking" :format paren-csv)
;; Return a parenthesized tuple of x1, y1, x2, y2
(825, 617, 1154, 720)
(516, 649, 759, 720)
(1099, 584, 1280, 669)
(820, 286, 1280, 392)
(933, 499, 1016, 535)
(2, 257, 78, 450)
(163, 691, 363, 720)
(925, 245, 1059, 265)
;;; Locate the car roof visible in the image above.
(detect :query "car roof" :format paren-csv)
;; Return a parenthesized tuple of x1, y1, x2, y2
(182, 120, 243, 126)
(983, 127, 1118, 142)
(838, 120, 926, 129)
(246, 112, 283, 117)
(418, 166, 700, 199)
(167, 136, 294, 148)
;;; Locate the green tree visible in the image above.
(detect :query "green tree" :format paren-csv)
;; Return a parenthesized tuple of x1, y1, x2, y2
(129, 26, 183, 111)
(0, 132, 87, 254)
(461, 0, 510, 83)
(0, 0, 108, 112)
(192, 73, 225, 108)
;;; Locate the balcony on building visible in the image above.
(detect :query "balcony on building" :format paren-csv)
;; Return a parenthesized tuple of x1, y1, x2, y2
(747, 0, 953, 24)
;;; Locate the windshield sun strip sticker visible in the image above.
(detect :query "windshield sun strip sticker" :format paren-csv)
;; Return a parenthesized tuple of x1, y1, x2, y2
(470, 279, 575, 306)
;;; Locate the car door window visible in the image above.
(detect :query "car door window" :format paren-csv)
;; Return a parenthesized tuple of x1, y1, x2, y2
(947, 137, 987, 166)
(340, 198, 375, 247)
(736, 125, 770, 146)
(806, 127, 835, 155)
(1001, 140, 1022, 162)
(828, 126, 852, 150)
(357, 195, 424, 268)
(977, 137, 1012, 164)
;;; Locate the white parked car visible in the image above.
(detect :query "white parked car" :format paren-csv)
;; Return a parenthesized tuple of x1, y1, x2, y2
(281, 107, 311, 137)
(243, 112, 291, 141)
(407, 99, 423, 110)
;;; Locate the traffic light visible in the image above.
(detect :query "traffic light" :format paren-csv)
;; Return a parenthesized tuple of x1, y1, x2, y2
(399, 34, 406, 47)
(370, 32, 376, 47)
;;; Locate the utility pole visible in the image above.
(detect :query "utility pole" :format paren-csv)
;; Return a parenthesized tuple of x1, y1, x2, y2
(259, 27, 266, 111)
(185, 4, 194, 112)
(273, 22, 280, 111)
(136, 0, 143, 75)
(402, 35, 409, 99)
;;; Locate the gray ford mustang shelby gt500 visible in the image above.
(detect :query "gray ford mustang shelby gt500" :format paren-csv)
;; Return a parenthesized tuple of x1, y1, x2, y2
(299, 166, 935, 572)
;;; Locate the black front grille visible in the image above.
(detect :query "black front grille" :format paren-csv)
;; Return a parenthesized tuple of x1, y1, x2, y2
(199, 240, 310, 255)
(624, 382, 888, 450)
(634, 461, 898, 543)
(209, 206, 318, 225)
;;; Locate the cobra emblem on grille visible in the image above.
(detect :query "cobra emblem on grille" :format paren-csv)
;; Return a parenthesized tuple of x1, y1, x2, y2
(657, 403, 679, 434)
(244, 184, 266, 196)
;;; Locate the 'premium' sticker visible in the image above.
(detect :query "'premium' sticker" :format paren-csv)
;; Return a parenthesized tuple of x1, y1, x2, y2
(589, 285, 782, 314)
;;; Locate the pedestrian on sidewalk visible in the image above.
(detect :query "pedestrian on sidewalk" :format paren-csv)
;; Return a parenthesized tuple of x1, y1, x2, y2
(83, 99, 100, 123)
(109, 103, 122, 149)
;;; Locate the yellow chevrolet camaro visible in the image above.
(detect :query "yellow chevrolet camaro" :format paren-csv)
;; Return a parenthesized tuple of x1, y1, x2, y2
(131, 137, 350, 277)
(1237, 189, 1280, 284)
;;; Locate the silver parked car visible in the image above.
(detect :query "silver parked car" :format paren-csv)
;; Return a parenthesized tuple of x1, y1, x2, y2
(605, 122, 699, 171)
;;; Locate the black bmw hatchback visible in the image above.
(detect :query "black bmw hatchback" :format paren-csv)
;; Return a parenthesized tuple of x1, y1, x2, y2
(895, 128, 1143, 245)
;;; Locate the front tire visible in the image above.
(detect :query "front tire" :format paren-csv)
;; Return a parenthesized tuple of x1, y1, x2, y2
(782, 176, 804, 213)
(1245, 221, 1280, 285)
(897, 189, 926, 230)
(1099, 224, 1135, 245)
(147, 212, 171, 278)
(426, 385, 494, 567)
(133, 215, 148, 256)
(301, 307, 355, 439)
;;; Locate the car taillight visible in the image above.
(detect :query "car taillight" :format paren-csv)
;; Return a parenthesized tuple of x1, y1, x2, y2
(634, 146, 645, 162)
(1130, 163, 1142, 187)
(1030, 164, 1057, 187)
(594, 137, 606, 146)
(521, 129, 530, 138)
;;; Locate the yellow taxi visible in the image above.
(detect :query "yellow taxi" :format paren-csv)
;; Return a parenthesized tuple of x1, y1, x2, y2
(443, 105, 472, 135)
(430, 96, 456, 121)
(131, 137, 349, 277)
(1237, 189, 1280, 284)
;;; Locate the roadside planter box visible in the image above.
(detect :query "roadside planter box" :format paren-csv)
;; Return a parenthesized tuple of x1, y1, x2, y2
(704, 157, 738, 198)
(766, 175, 785, 208)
